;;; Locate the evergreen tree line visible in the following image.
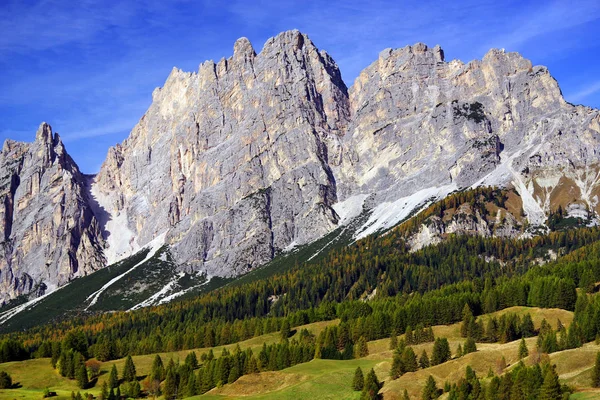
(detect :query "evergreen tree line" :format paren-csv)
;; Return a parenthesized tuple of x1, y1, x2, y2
(441, 362, 570, 400)
(3, 212, 600, 363)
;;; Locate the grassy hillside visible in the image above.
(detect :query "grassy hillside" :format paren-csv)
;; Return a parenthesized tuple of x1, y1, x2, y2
(1, 307, 598, 399)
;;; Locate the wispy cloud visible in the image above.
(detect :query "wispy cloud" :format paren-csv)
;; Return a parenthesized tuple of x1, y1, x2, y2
(480, 0, 600, 54)
(567, 81, 600, 103)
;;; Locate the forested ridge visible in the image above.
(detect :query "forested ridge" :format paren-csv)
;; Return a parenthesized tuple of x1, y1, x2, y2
(1, 189, 600, 398)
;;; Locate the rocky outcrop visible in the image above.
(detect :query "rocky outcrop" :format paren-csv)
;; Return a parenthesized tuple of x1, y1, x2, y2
(0, 123, 105, 304)
(408, 202, 523, 251)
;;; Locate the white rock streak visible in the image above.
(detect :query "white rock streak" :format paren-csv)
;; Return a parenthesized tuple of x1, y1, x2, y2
(84, 232, 167, 310)
(355, 184, 457, 240)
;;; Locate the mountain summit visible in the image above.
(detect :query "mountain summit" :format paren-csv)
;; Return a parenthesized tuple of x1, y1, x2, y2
(1, 30, 599, 304)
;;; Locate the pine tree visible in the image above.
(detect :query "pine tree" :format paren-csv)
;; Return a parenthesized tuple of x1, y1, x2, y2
(456, 344, 463, 358)
(228, 363, 240, 383)
(422, 375, 439, 399)
(592, 351, 600, 388)
(280, 320, 291, 341)
(419, 350, 430, 369)
(185, 351, 199, 369)
(390, 329, 398, 350)
(405, 326, 414, 345)
(76, 364, 88, 389)
(431, 338, 451, 365)
(390, 349, 403, 379)
(463, 337, 477, 354)
(518, 338, 529, 359)
(361, 368, 381, 400)
(108, 364, 119, 389)
(403, 389, 410, 400)
(186, 372, 198, 397)
(352, 366, 364, 391)
(539, 366, 561, 400)
(115, 386, 121, 400)
(461, 304, 474, 338)
(100, 381, 109, 400)
(0, 371, 12, 389)
(122, 355, 137, 382)
(151, 354, 165, 382)
(108, 388, 115, 400)
(355, 336, 369, 358)
(402, 347, 418, 372)
(164, 366, 178, 399)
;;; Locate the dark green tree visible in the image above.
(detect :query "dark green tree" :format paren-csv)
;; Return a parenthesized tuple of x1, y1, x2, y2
(422, 375, 439, 399)
(0, 371, 11, 389)
(592, 351, 600, 388)
(431, 338, 451, 365)
(100, 381, 108, 400)
(518, 338, 529, 359)
(355, 336, 369, 358)
(123, 355, 137, 382)
(76, 364, 88, 389)
(151, 354, 165, 382)
(419, 350, 430, 369)
(361, 368, 381, 400)
(108, 364, 118, 389)
(352, 366, 364, 391)
(401, 347, 418, 372)
(390, 349, 403, 379)
(164, 365, 178, 399)
(463, 337, 477, 354)
(185, 351, 198, 369)
(538, 366, 561, 400)
(280, 320, 291, 341)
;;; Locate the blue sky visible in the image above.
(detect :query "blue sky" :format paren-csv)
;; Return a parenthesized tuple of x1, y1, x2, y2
(1, 0, 600, 173)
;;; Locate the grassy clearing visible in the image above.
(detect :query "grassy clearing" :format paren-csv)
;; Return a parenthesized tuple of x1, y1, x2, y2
(0, 307, 596, 400)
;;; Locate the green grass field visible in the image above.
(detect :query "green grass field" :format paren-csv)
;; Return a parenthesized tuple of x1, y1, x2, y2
(0, 307, 597, 400)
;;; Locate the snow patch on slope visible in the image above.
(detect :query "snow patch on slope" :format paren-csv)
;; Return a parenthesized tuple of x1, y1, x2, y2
(129, 271, 185, 311)
(355, 184, 457, 240)
(85, 231, 167, 310)
(88, 177, 140, 265)
(333, 194, 369, 225)
(471, 139, 547, 227)
(0, 285, 68, 325)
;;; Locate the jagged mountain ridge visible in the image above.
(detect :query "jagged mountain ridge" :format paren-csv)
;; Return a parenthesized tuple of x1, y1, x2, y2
(1, 29, 599, 305)
(0, 124, 105, 303)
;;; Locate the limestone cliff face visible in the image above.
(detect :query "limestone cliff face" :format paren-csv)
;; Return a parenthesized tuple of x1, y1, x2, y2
(0, 123, 105, 303)
(335, 43, 600, 221)
(93, 30, 350, 275)
(2, 31, 600, 302)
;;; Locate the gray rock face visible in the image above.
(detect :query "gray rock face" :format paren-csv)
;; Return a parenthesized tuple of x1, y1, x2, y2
(2, 32, 600, 302)
(0, 123, 105, 304)
(93, 30, 350, 275)
(336, 44, 600, 211)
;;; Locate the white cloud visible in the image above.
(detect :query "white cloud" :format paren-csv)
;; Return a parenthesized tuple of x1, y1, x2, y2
(567, 81, 600, 103)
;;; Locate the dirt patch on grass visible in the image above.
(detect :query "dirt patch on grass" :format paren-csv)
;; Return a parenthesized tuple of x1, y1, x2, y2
(209, 371, 309, 397)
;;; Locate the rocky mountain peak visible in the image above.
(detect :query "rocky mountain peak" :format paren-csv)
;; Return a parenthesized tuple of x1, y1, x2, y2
(233, 37, 256, 62)
(34, 122, 52, 143)
(0, 123, 105, 304)
(2, 31, 599, 306)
